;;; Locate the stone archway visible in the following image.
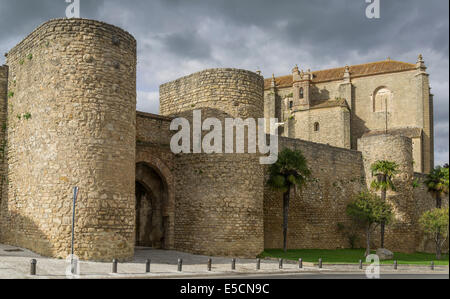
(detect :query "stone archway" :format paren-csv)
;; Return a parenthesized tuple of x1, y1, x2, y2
(135, 162, 171, 249)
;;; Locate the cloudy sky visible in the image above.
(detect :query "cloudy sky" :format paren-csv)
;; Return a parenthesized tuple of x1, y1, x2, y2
(0, 0, 448, 166)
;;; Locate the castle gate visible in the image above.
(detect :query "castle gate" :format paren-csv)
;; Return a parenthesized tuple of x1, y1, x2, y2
(135, 162, 173, 249)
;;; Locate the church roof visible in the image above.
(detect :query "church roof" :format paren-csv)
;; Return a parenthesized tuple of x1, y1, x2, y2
(264, 60, 416, 90)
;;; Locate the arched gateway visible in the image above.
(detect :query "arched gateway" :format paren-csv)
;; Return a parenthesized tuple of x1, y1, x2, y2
(135, 161, 174, 249)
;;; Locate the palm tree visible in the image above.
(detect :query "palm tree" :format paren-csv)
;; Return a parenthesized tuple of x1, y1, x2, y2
(370, 160, 399, 249)
(424, 166, 449, 208)
(267, 148, 311, 253)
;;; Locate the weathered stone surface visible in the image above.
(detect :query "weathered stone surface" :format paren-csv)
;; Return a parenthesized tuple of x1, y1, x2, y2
(265, 61, 434, 173)
(160, 69, 265, 258)
(377, 248, 394, 260)
(0, 18, 446, 262)
(0, 19, 137, 262)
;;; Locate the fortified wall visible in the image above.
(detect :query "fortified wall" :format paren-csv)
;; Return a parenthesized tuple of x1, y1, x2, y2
(0, 66, 7, 200)
(264, 134, 447, 253)
(135, 112, 176, 250)
(0, 19, 137, 261)
(0, 18, 444, 261)
(264, 138, 366, 250)
(159, 69, 265, 257)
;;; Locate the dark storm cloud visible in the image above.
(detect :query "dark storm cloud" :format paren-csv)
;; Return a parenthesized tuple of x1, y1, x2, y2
(0, 0, 448, 165)
(158, 31, 212, 60)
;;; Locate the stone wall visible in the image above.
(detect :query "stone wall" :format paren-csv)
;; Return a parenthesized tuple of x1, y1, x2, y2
(358, 134, 417, 252)
(160, 69, 266, 257)
(0, 66, 7, 204)
(264, 67, 433, 173)
(293, 106, 351, 149)
(136, 112, 176, 250)
(413, 173, 449, 253)
(264, 133, 442, 253)
(0, 19, 137, 261)
(264, 137, 366, 250)
(350, 70, 433, 173)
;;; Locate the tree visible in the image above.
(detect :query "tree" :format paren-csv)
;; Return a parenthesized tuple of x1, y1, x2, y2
(419, 208, 449, 260)
(424, 166, 449, 208)
(370, 160, 399, 248)
(337, 222, 360, 249)
(346, 192, 394, 257)
(267, 148, 311, 253)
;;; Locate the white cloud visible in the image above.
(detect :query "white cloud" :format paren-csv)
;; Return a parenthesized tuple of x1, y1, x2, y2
(137, 91, 159, 114)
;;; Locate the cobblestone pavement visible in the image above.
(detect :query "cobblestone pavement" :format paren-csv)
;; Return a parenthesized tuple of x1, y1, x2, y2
(0, 244, 448, 279)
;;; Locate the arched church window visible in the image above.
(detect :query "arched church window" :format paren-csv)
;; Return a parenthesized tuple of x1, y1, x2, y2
(373, 87, 393, 113)
(289, 101, 293, 109)
(300, 87, 304, 99)
(314, 122, 320, 132)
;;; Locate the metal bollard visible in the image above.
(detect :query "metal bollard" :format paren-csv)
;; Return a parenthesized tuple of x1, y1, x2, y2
(299, 258, 303, 269)
(178, 259, 183, 272)
(207, 258, 212, 272)
(318, 258, 323, 269)
(231, 258, 236, 270)
(394, 260, 398, 270)
(256, 258, 261, 270)
(145, 259, 151, 273)
(112, 259, 118, 274)
(279, 259, 283, 269)
(30, 259, 37, 276)
(359, 260, 363, 270)
(431, 261, 435, 271)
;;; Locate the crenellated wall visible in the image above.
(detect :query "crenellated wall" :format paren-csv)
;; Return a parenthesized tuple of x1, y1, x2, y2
(0, 19, 137, 261)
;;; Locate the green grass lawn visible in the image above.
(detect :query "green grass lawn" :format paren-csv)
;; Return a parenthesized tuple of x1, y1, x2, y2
(259, 249, 449, 266)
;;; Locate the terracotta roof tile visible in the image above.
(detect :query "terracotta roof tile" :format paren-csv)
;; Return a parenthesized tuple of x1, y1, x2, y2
(264, 60, 416, 89)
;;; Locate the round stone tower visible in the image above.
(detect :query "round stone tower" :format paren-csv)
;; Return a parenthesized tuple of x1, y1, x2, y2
(0, 19, 136, 261)
(358, 133, 416, 252)
(160, 69, 265, 257)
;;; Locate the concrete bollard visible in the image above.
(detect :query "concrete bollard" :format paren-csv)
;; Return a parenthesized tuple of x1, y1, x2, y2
(394, 260, 398, 270)
(145, 259, 151, 273)
(279, 259, 283, 269)
(318, 258, 323, 269)
(299, 258, 303, 269)
(231, 258, 236, 271)
(178, 259, 183, 272)
(207, 258, 212, 272)
(256, 258, 261, 270)
(112, 259, 118, 274)
(359, 260, 363, 270)
(431, 261, 435, 271)
(30, 259, 37, 276)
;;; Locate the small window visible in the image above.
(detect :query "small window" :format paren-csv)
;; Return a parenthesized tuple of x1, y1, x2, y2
(299, 87, 304, 99)
(289, 101, 293, 109)
(314, 122, 320, 132)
